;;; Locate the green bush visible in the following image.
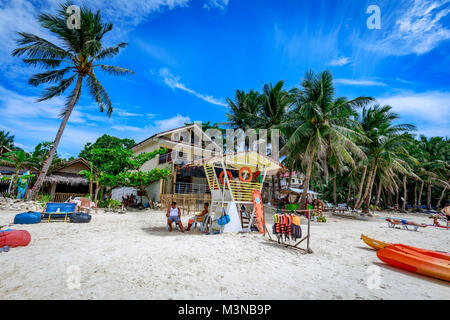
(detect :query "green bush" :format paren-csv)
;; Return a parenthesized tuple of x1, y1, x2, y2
(37, 193, 51, 208)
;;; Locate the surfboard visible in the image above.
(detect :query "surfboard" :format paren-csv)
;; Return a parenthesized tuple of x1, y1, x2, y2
(252, 190, 265, 234)
(17, 171, 30, 200)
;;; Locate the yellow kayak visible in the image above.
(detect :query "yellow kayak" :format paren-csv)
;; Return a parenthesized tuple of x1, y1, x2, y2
(361, 234, 390, 250)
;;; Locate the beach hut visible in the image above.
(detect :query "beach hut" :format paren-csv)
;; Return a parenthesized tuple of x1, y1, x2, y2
(186, 151, 282, 233)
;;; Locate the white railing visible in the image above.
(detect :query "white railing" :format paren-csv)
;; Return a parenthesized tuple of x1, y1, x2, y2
(175, 182, 210, 194)
(159, 151, 204, 165)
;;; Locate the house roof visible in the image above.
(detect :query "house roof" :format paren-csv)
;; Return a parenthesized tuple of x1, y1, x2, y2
(51, 157, 96, 173)
(44, 172, 89, 186)
(131, 123, 223, 152)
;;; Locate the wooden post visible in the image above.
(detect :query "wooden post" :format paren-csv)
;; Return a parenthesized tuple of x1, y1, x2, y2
(50, 182, 57, 201)
(306, 209, 312, 253)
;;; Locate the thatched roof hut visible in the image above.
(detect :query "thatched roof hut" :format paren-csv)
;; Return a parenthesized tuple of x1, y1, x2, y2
(44, 158, 95, 186)
(44, 158, 96, 201)
(44, 172, 89, 186)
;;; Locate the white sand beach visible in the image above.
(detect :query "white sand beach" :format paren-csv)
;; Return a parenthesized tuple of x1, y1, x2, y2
(0, 209, 449, 300)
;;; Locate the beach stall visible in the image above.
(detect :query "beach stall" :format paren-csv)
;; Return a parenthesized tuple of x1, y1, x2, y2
(185, 151, 281, 233)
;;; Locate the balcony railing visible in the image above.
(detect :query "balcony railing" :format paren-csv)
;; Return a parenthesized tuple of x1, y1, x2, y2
(175, 182, 210, 194)
(159, 151, 205, 165)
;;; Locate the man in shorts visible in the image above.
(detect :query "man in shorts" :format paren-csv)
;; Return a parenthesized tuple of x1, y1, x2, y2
(166, 202, 184, 232)
(441, 206, 450, 230)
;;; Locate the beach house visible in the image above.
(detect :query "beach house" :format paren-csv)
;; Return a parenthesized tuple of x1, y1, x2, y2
(131, 123, 223, 210)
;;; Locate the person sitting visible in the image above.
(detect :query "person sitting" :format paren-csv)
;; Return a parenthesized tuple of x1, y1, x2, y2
(441, 206, 450, 229)
(186, 203, 209, 231)
(166, 202, 184, 232)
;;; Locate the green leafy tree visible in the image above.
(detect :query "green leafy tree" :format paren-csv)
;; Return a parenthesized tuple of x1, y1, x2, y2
(30, 141, 65, 171)
(94, 148, 171, 204)
(79, 135, 137, 175)
(13, 2, 134, 200)
(0, 130, 15, 149)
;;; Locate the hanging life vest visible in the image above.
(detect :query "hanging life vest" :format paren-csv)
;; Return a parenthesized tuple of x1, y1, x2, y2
(291, 214, 302, 240)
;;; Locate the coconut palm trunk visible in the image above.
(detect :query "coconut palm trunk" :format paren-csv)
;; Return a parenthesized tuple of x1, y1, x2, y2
(300, 149, 316, 208)
(332, 173, 337, 206)
(11, 168, 20, 195)
(427, 183, 432, 210)
(29, 75, 83, 200)
(413, 180, 418, 210)
(363, 165, 378, 212)
(357, 165, 375, 209)
(402, 175, 407, 211)
(323, 156, 329, 183)
(436, 186, 447, 209)
(355, 166, 367, 208)
(375, 179, 382, 208)
(417, 181, 424, 209)
(347, 183, 351, 204)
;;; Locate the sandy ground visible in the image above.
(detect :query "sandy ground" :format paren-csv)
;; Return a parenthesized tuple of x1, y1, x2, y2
(0, 208, 449, 300)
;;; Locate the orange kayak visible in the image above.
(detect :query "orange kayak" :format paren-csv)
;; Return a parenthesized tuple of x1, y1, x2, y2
(377, 245, 450, 282)
(393, 244, 450, 261)
(361, 234, 450, 260)
(361, 234, 390, 250)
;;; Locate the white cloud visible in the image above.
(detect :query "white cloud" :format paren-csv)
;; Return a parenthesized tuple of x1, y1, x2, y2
(156, 68, 228, 107)
(335, 78, 387, 86)
(372, 0, 450, 55)
(377, 91, 450, 125)
(153, 114, 191, 132)
(0, 0, 190, 81)
(134, 38, 179, 67)
(112, 114, 192, 141)
(115, 109, 142, 117)
(203, 0, 230, 10)
(329, 56, 351, 66)
(0, 85, 62, 119)
(112, 125, 145, 132)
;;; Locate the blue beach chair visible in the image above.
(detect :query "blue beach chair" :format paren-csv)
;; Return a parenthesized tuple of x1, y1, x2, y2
(42, 203, 76, 223)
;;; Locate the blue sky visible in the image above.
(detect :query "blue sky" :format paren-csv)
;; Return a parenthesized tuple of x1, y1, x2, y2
(0, 0, 449, 158)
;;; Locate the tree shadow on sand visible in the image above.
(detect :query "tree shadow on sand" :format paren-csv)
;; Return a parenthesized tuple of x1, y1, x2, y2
(373, 262, 449, 286)
(141, 226, 206, 237)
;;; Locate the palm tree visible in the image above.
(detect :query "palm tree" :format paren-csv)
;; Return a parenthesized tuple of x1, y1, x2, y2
(0, 130, 15, 149)
(29, 141, 65, 172)
(416, 136, 450, 209)
(355, 105, 417, 212)
(12, 2, 134, 200)
(259, 81, 294, 194)
(224, 90, 262, 129)
(0, 150, 33, 195)
(282, 70, 373, 207)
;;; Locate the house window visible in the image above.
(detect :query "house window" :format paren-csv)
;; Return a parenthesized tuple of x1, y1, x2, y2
(158, 149, 172, 164)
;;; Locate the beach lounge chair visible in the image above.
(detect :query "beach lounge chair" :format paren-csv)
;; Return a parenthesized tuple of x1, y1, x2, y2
(386, 218, 421, 231)
(42, 203, 76, 223)
(79, 197, 92, 214)
(190, 213, 211, 232)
